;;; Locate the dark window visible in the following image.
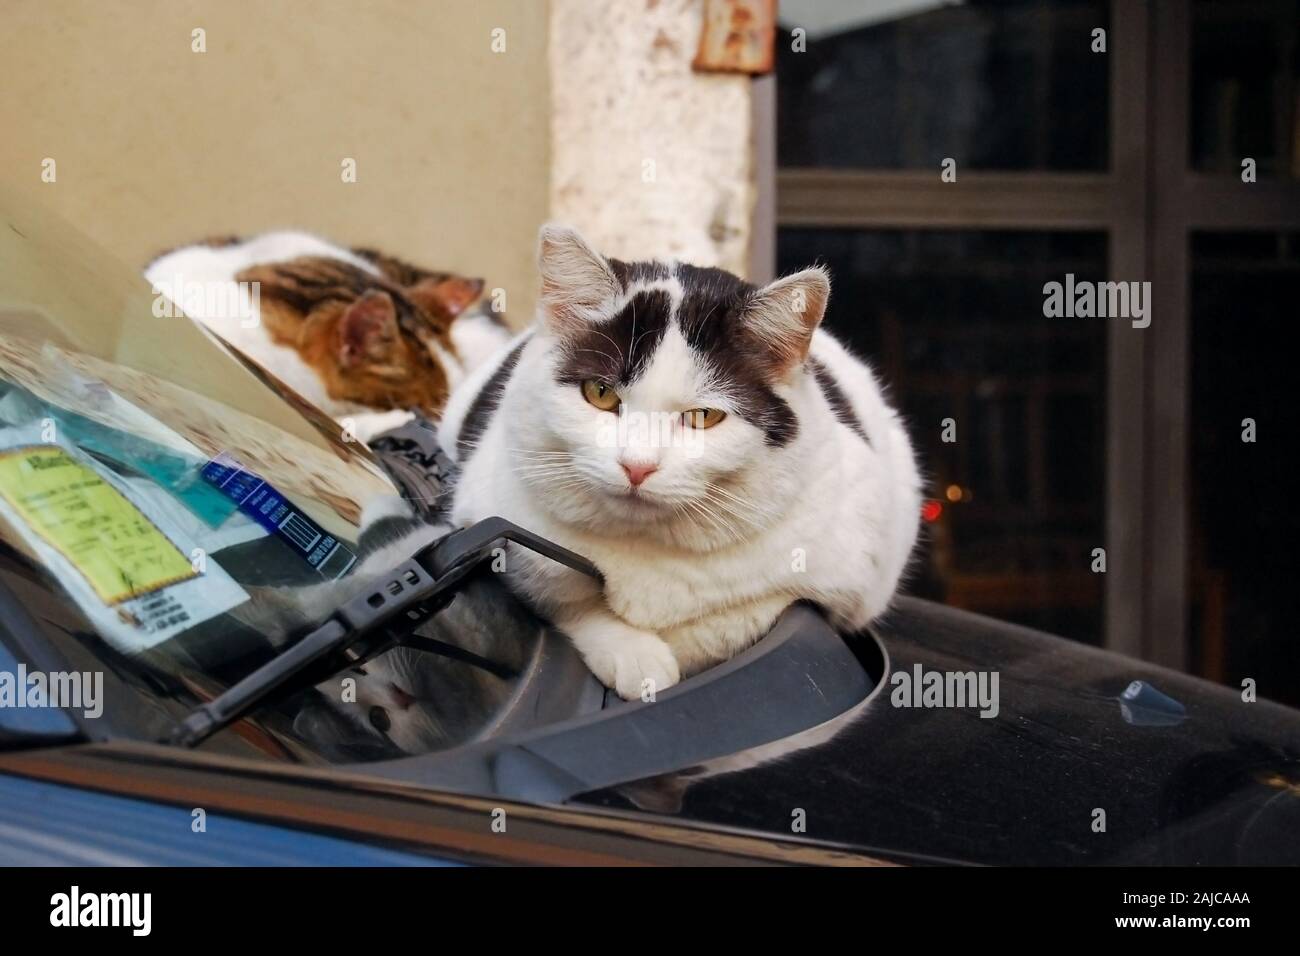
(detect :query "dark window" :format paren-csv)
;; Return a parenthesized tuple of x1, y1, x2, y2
(779, 228, 1107, 642)
(1190, 0, 1300, 178)
(777, 0, 1110, 170)
(1189, 231, 1300, 698)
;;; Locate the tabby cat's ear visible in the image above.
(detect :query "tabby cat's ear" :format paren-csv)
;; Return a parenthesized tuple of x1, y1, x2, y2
(338, 290, 398, 367)
(407, 276, 484, 321)
(745, 266, 830, 376)
(537, 223, 620, 337)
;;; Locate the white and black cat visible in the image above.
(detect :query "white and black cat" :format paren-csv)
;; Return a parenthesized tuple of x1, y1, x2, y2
(438, 224, 922, 700)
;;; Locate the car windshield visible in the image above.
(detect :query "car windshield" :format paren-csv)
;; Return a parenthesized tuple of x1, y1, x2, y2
(0, 188, 526, 762)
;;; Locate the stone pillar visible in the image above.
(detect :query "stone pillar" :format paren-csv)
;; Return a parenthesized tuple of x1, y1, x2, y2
(548, 0, 757, 277)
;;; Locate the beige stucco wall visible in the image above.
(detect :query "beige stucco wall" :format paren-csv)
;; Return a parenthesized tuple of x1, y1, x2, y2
(1, 1, 758, 328)
(549, 0, 757, 276)
(0, 0, 552, 324)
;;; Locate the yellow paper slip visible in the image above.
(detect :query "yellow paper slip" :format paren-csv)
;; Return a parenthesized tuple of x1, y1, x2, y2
(0, 446, 198, 605)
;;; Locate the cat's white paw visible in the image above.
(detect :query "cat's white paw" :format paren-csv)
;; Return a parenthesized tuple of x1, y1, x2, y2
(342, 409, 416, 445)
(583, 630, 681, 701)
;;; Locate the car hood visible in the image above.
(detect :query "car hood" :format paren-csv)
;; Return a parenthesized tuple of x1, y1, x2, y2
(575, 597, 1300, 865)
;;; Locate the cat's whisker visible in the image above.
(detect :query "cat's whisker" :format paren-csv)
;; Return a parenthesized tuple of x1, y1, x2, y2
(505, 449, 577, 460)
(707, 497, 767, 531)
(702, 497, 757, 532)
(508, 458, 575, 469)
(510, 458, 572, 467)
(700, 488, 758, 522)
(564, 347, 619, 367)
(507, 453, 576, 466)
(703, 482, 776, 524)
(508, 461, 579, 474)
(702, 479, 763, 509)
(509, 461, 584, 479)
(629, 326, 658, 361)
(678, 495, 741, 544)
(512, 467, 579, 482)
(700, 491, 754, 540)
(628, 296, 638, 370)
(521, 478, 590, 497)
(514, 471, 580, 485)
(583, 327, 626, 367)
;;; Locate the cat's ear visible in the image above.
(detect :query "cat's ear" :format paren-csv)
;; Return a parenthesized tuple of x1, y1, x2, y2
(537, 223, 620, 337)
(338, 290, 398, 367)
(407, 276, 484, 321)
(745, 266, 830, 375)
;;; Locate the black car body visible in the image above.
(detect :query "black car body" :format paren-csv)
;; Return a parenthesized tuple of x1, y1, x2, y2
(4, 589, 1298, 866)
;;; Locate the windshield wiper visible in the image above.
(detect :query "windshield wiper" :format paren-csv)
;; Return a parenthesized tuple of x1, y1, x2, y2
(168, 517, 602, 748)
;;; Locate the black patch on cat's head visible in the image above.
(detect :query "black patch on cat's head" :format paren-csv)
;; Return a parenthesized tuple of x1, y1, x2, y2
(553, 256, 675, 386)
(675, 264, 799, 447)
(607, 257, 672, 290)
(550, 260, 801, 447)
(553, 289, 673, 387)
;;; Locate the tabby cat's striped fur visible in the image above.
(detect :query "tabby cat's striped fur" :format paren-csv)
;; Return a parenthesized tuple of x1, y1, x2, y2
(145, 232, 510, 441)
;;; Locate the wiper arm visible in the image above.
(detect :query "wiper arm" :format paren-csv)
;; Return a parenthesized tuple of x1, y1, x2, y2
(168, 517, 602, 748)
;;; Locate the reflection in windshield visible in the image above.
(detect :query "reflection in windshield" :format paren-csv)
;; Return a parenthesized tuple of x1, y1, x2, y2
(0, 190, 531, 763)
(0, 329, 390, 533)
(0, 308, 408, 642)
(0, 187, 401, 616)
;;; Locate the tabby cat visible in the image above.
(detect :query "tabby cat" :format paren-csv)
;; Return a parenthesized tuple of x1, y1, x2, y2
(145, 232, 510, 440)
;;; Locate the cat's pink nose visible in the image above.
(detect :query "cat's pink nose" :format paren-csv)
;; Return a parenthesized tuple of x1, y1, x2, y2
(621, 461, 658, 487)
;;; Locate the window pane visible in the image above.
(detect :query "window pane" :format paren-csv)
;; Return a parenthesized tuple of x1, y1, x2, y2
(778, 228, 1108, 643)
(776, 0, 1110, 170)
(1191, 0, 1300, 179)
(1190, 231, 1300, 705)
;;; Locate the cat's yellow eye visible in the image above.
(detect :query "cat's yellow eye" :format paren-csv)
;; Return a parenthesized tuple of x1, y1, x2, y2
(581, 379, 621, 412)
(684, 407, 726, 429)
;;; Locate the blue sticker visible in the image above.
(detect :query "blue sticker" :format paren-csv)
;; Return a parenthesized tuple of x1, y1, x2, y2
(19, 395, 238, 528)
(201, 453, 356, 578)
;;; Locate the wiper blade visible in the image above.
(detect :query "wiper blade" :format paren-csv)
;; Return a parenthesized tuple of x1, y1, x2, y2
(168, 517, 601, 748)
